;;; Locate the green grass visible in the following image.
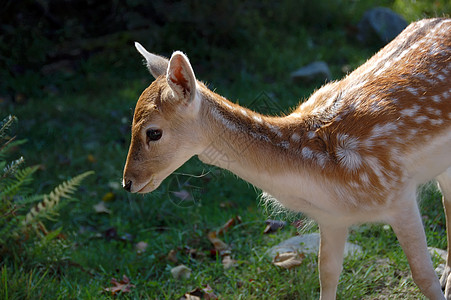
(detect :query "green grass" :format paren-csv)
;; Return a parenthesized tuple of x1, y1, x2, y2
(1, 2, 450, 299)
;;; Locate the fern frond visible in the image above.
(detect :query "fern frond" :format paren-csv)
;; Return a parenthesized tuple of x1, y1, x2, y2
(0, 138, 27, 159)
(23, 171, 94, 225)
(1, 156, 25, 178)
(0, 115, 17, 140)
(0, 165, 38, 198)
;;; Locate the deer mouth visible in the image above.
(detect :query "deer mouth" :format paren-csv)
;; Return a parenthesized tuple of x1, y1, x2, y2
(137, 176, 159, 194)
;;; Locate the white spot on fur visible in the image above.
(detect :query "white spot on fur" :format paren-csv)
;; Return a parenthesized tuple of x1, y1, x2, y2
(291, 133, 300, 142)
(253, 115, 263, 123)
(443, 91, 450, 99)
(289, 112, 302, 118)
(415, 115, 428, 124)
(314, 152, 328, 168)
(400, 104, 420, 117)
(302, 147, 314, 160)
(405, 87, 419, 96)
(211, 107, 239, 131)
(307, 131, 316, 139)
(223, 101, 233, 110)
(432, 95, 441, 103)
(370, 122, 398, 139)
(349, 180, 360, 188)
(430, 119, 444, 126)
(437, 74, 446, 82)
(240, 109, 248, 116)
(267, 124, 283, 137)
(408, 128, 418, 139)
(365, 156, 388, 187)
(250, 131, 270, 143)
(426, 107, 441, 116)
(360, 172, 370, 185)
(278, 141, 290, 149)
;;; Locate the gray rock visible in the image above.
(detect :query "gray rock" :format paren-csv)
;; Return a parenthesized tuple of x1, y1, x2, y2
(429, 246, 447, 261)
(357, 7, 408, 45)
(291, 61, 331, 83)
(267, 233, 363, 258)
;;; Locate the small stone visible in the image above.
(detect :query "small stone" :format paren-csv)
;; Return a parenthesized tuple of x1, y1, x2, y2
(267, 233, 363, 258)
(170, 265, 191, 280)
(428, 247, 447, 261)
(357, 7, 407, 45)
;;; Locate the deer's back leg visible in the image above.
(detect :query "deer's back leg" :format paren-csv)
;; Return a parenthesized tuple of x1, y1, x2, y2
(389, 186, 444, 300)
(437, 167, 451, 300)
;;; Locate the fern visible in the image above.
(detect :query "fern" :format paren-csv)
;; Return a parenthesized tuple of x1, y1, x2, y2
(23, 171, 94, 226)
(0, 165, 38, 198)
(0, 115, 94, 262)
(0, 115, 16, 140)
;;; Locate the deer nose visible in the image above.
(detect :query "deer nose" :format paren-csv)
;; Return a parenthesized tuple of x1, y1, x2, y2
(123, 179, 132, 192)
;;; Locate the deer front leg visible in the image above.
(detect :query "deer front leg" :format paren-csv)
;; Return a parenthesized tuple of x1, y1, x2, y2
(390, 192, 444, 300)
(437, 168, 451, 300)
(318, 224, 348, 300)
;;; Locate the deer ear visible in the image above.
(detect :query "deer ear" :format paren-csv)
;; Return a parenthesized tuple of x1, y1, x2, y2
(134, 42, 168, 79)
(166, 51, 197, 104)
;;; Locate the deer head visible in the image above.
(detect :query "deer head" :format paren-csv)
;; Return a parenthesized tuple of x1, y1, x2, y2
(122, 43, 203, 193)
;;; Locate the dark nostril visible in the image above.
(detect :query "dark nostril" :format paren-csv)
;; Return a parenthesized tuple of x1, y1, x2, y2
(123, 180, 132, 192)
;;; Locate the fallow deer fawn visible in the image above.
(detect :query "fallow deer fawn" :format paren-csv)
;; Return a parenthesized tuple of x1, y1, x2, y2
(123, 18, 451, 299)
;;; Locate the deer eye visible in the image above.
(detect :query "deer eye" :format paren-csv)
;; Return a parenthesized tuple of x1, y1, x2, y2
(146, 129, 162, 142)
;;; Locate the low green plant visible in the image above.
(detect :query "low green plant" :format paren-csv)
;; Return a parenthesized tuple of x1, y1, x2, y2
(0, 115, 93, 263)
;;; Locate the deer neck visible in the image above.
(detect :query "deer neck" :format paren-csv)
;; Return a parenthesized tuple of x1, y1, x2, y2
(196, 86, 316, 194)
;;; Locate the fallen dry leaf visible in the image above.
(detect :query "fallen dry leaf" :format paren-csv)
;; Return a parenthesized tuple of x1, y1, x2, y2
(102, 192, 116, 202)
(272, 251, 305, 269)
(104, 275, 135, 295)
(222, 254, 237, 269)
(206, 216, 244, 269)
(180, 284, 218, 300)
(87, 154, 96, 163)
(93, 201, 111, 214)
(171, 264, 191, 280)
(135, 241, 148, 254)
(217, 216, 242, 235)
(263, 219, 286, 234)
(207, 231, 229, 253)
(167, 249, 178, 263)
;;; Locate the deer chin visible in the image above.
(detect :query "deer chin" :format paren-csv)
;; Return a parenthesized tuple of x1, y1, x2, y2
(136, 176, 161, 194)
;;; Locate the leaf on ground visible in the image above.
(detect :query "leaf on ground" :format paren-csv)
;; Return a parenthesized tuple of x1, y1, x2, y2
(263, 219, 286, 234)
(222, 254, 237, 269)
(102, 192, 115, 202)
(104, 275, 135, 295)
(208, 217, 242, 269)
(272, 251, 305, 269)
(180, 284, 218, 300)
(87, 154, 96, 163)
(167, 249, 178, 263)
(207, 231, 229, 253)
(171, 264, 191, 280)
(93, 201, 111, 214)
(217, 215, 242, 235)
(135, 241, 148, 254)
